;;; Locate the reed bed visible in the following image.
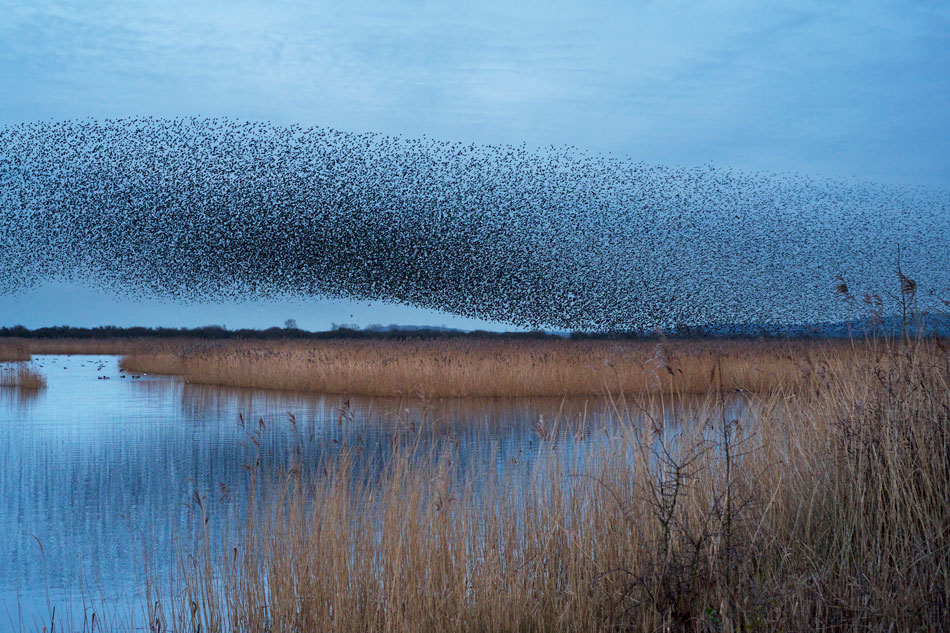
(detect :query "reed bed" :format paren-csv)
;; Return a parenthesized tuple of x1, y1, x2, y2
(0, 364, 47, 389)
(138, 336, 948, 632)
(0, 339, 30, 361)
(114, 337, 857, 397)
(15, 337, 181, 356)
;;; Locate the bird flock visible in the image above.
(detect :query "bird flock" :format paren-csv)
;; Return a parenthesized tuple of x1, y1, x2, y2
(0, 118, 947, 332)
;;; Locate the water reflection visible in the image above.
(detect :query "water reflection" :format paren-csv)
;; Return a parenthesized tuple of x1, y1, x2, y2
(0, 355, 746, 632)
(0, 385, 43, 409)
(0, 365, 45, 409)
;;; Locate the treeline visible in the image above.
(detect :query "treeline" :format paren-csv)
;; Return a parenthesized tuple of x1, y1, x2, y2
(2, 320, 936, 341)
(0, 324, 575, 341)
(0, 324, 756, 341)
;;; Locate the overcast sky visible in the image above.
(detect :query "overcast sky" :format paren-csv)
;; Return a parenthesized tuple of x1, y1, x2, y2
(1, 0, 947, 330)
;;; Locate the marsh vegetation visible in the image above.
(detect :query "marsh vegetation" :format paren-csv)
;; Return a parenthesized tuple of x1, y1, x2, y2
(137, 335, 949, 632)
(3, 330, 948, 631)
(117, 338, 849, 397)
(5, 336, 862, 397)
(0, 364, 46, 390)
(0, 340, 29, 362)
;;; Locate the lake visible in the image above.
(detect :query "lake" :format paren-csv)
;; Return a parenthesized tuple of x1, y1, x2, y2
(0, 355, 738, 632)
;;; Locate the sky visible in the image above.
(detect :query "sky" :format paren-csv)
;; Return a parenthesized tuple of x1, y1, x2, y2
(0, 0, 948, 330)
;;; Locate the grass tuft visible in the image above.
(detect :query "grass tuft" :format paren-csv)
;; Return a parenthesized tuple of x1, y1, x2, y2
(0, 364, 47, 389)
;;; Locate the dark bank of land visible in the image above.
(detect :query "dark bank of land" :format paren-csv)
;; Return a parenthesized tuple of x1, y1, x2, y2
(2, 312, 948, 342)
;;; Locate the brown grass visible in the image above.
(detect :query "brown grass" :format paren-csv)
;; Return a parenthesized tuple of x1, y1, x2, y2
(112, 337, 860, 397)
(0, 364, 47, 389)
(14, 337, 176, 356)
(0, 340, 30, 362)
(139, 336, 949, 632)
(4, 335, 867, 396)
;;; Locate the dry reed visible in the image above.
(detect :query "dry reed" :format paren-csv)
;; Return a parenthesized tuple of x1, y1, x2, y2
(0, 340, 30, 362)
(134, 336, 949, 632)
(114, 337, 855, 397)
(0, 364, 47, 389)
(14, 337, 179, 356)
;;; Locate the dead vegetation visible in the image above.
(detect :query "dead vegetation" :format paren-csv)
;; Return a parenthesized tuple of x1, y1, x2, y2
(113, 337, 854, 397)
(0, 364, 47, 389)
(0, 340, 30, 362)
(137, 336, 949, 632)
(0, 335, 879, 397)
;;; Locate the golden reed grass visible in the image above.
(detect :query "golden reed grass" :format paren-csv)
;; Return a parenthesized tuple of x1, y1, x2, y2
(0, 339, 30, 362)
(134, 337, 948, 632)
(13, 337, 179, 356)
(0, 364, 47, 389)
(114, 337, 853, 397)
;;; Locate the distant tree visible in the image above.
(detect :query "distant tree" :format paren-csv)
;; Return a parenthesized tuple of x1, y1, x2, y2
(284, 319, 298, 330)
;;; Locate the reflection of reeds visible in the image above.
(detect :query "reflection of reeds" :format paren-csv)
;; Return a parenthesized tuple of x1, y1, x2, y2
(0, 364, 47, 389)
(136, 337, 949, 632)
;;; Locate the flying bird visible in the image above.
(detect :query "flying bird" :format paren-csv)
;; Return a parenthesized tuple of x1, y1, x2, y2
(0, 118, 947, 332)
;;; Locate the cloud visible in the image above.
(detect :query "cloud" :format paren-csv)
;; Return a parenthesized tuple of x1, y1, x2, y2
(0, 1, 946, 186)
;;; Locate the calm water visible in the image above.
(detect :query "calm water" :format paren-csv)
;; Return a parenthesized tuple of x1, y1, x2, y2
(0, 355, 737, 632)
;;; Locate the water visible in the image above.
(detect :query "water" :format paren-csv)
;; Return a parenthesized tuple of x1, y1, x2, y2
(0, 355, 737, 632)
